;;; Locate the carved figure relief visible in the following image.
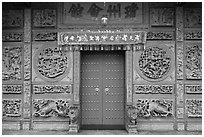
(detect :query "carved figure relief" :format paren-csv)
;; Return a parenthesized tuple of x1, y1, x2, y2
(138, 46, 171, 81)
(2, 46, 22, 81)
(3, 99, 21, 117)
(33, 32, 57, 41)
(150, 8, 174, 26)
(33, 85, 72, 94)
(186, 45, 202, 79)
(135, 99, 173, 117)
(2, 32, 23, 42)
(134, 85, 174, 94)
(33, 9, 56, 27)
(185, 85, 202, 94)
(184, 8, 202, 28)
(33, 45, 72, 82)
(2, 10, 23, 28)
(3, 85, 22, 94)
(186, 99, 202, 118)
(147, 31, 174, 40)
(33, 99, 71, 118)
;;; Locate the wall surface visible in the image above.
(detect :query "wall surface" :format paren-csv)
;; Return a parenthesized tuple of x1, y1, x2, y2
(2, 2, 202, 132)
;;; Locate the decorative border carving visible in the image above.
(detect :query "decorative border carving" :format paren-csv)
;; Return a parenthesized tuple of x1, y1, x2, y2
(24, 43, 31, 80)
(184, 31, 202, 40)
(186, 99, 202, 118)
(185, 85, 202, 94)
(134, 99, 173, 117)
(147, 31, 174, 40)
(33, 85, 72, 94)
(2, 32, 23, 42)
(33, 9, 56, 27)
(3, 99, 22, 117)
(176, 43, 183, 79)
(184, 8, 202, 28)
(177, 81, 184, 105)
(150, 8, 175, 27)
(23, 81, 31, 118)
(176, 7, 183, 42)
(2, 10, 23, 28)
(134, 85, 174, 94)
(33, 44, 72, 82)
(185, 44, 202, 80)
(33, 32, 57, 41)
(2, 85, 22, 94)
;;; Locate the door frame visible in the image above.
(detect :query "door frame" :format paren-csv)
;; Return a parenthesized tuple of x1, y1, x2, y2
(79, 50, 126, 130)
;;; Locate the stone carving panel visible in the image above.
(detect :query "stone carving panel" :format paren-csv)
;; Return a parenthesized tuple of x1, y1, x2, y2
(147, 31, 174, 40)
(33, 99, 72, 118)
(186, 99, 202, 118)
(184, 8, 202, 28)
(33, 45, 72, 82)
(186, 44, 202, 79)
(134, 99, 173, 117)
(33, 85, 72, 94)
(2, 10, 23, 28)
(33, 9, 56, 27)
(3, 32, 23, 42)
(2, 85, 22, 94)
(138, 46, 171, 81)
(185, 85, 202, 94)
(134, 85, 174, 94)
(184, 31, 202, 40)
(33, 32, 57, 41)
(150, 8, 174, 27)
(2, 46, 22, 81)
(3, 99, 21, 117)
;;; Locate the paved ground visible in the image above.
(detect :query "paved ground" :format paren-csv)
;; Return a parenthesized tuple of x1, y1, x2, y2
(2, 130, 202, 135)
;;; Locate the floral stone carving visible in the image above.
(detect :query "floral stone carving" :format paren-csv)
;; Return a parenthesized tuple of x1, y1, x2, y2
(135, 99, 173, 117)
(2, 46, 22, 81)
(3, 85, 22, 94)
(34, 46, 71, 82)
(186, 45, 202, 79)
(186, 99, 202, 118)
(3, 99, 21, 117)
(138, 46, 171, 81)
(134, 85, 174, 94)
(33, 9, 56, 27)
(33, 99, 71, 118)
(33, 85, 72, 94)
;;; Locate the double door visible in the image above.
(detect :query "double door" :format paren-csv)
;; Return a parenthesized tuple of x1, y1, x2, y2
(81, 51, 125, 129)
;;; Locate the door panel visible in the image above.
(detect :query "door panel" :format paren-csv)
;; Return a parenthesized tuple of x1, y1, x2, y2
(81, 51, 125, 127)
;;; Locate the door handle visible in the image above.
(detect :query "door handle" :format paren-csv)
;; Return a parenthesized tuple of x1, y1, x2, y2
(95, 88, 99, 92)
(104, 88, 109, 92)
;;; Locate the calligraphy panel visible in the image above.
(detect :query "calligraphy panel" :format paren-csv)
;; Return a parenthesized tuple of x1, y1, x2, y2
(61, 2, 144, 27)
(2, 45, 22, 81)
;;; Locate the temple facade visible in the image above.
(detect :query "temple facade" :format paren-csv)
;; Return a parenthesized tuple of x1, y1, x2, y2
(2, 2, 202, 133)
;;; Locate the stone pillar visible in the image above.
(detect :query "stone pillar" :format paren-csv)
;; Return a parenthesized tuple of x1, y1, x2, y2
(176, 6, 185, 131)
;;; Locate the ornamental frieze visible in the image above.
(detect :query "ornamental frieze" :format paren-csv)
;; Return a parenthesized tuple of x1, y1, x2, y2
(33, 44, 72, 82)
(184, 31, 202, 40)
(3, 99, 21, 117)
(33, 99, 72, 118)
(135, 99, 173, 117)
(33, 85, 72, 94)
(2, 46, 22, 81)
(184, 8, 202, 28)
(147, 31, 174, 40)
(2, 10, 23, 28)
(2, 32, 23, 42)
(33, 9, 56, 27)
(134, 85, 174, 94)
(33, 32, 57, 41)
(150, 8, 175, 27)
(185, 85, 202, 94)
(186, 45, 202, 79)
(2, 85, 22, 94)
(186, 99, 202, 118)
